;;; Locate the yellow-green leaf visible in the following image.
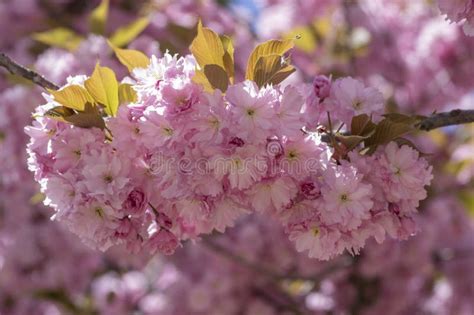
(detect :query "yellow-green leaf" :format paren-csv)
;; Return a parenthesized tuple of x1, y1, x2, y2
(64, 103, 105, 129)
(89, 0, 109, 35)
(246, 39, 294, 81)
(189, 21, 233, 92)
(458, 190, 474, 218)
(109, 42, 150, 72)
(85, 63, 119, 116)
(192, 70, 215, 93)
(284, 26, 317, 53)
(30, 192, 45, 205)
(190, 20, 226, 68)
(364, 118, 415, 152)
(118, 83, 137, 105)
(49, 85, 94, 111)
(351, 114, 376, 137)
(109, 17, 149, 47)
(220, 35, 234, 83)
(45, 104, 105, 129)
(253, 54, 295, 88)
(264, 63, 295, 86)
(383, 113, 426, 125)
(336, 135, 366, 151)
(204, 65, 229, 92)
(32, 27, 84, 51)
(44, 106, 75, 122)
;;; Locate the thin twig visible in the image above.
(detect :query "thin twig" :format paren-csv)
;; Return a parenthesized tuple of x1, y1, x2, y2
(0, 52, 59, 90)
(202, 237, 288, 280)
(252, 286, 308, 315)
(417, 109, 474, 131)
(202, 236, 352, 282)
(305, 255, 353, 283)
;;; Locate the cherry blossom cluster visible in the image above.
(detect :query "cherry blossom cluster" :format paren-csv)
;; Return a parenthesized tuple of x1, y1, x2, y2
(26, 52, 433, 260)
(2, 0, 474, 313)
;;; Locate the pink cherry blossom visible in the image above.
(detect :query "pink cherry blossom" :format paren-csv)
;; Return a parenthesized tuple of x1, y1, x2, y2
(326, 77, 385, 126)
(320, 164, 374, 230)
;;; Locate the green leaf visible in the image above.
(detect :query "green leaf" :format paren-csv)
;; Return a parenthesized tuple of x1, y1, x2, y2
(84, 63, 119, 117)
(32, 27, 84, 51)
(89, 0, 109, 35)
(118, 83, 137, 105)
(253, 54, 295, 88)
(245, 39, 294, 82)
(109, 42, 150, 72)
(49, 85, 94, 111)
(109, 17, 149, 47)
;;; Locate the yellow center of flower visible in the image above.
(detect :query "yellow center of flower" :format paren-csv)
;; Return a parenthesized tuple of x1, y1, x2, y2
(352, 100, 363, 109)
(209, 117, 220, 129)
(232, 158, 242, 168)
(103, 174, 113, 183)
(287, 150, 298, 160)
(177, 97, 188, 107)
(312, 227, 320, 236)
(95, 207, 104, 218)
(246, 108, 256, 117)
(162, 127, 173, 136)
(340, 194, 349, 202)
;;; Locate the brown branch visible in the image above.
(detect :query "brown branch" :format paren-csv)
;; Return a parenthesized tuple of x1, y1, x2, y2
(318, 109, 474, 143)
(0, 52, 59, 90)
(417, 109, 474, 131)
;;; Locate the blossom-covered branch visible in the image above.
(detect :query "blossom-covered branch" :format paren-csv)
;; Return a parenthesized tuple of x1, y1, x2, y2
(2, 51, 474, 133)
(0, 52, 59, 90)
